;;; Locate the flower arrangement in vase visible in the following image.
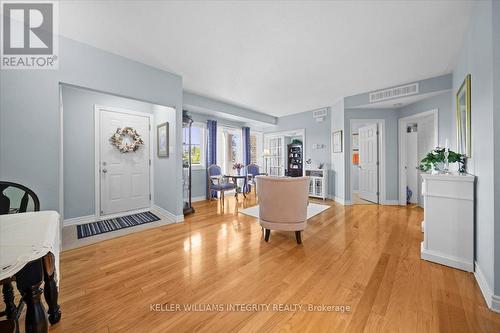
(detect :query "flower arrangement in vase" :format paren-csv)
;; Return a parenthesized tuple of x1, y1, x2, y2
(233, 162, 244, 175)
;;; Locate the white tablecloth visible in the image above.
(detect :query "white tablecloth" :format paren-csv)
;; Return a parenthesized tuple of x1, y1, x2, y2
(0, 211, 60, 285)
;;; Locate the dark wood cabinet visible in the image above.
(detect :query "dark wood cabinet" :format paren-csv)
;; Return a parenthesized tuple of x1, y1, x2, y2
(287, 144, 303, 177)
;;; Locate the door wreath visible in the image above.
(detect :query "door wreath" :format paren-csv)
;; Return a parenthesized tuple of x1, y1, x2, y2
(110, 127, 144, 153)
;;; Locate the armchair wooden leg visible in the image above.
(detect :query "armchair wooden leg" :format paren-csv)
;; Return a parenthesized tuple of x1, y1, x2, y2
(264, 229, 271, 242)
(295, 231, 302, 245)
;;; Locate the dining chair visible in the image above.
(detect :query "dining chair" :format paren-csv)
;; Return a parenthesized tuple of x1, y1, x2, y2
(207, 164, 237, 203)
(0, 181, 40, 215)
(245, 163, 264, 194)
(0, 181, 40, 333)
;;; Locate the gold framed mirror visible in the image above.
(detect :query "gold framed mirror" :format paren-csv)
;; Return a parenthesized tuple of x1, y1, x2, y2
(456, 74, 471, 157)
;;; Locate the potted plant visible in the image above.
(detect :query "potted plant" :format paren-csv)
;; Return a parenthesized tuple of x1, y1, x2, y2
(419, 148, 466, 174)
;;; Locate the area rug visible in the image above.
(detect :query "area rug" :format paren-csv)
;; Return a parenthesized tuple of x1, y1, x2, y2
(77, 211, 160, 239)
(239, 203, 330, 220)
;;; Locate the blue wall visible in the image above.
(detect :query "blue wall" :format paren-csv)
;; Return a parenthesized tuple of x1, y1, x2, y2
(452, 0, 497, 299)
(61, 85, 176, 219)
(398, 91, 453, 148)
(344, 108, 399, 202)
(0, 37, 184, 216)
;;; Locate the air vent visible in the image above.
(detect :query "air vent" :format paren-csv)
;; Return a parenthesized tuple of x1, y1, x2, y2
(312, 107, 328, 119)
(369, 83, 419, 103)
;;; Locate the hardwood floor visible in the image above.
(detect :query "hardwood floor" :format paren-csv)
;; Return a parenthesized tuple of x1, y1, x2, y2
(42, 195, 500, 332)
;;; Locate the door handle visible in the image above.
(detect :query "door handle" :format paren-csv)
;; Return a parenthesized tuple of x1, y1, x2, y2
(102, 168, 108, 174)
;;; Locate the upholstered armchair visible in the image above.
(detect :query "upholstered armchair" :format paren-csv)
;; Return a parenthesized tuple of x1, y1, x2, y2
(255, 176, 310, 244)
(207, 164, 237, 202)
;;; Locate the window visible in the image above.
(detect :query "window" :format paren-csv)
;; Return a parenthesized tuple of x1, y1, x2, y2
(217, 126, 242, 175)
(183, 123, 205, 168)
(250, 135, 257, 164)
(250, 131, 263, 166)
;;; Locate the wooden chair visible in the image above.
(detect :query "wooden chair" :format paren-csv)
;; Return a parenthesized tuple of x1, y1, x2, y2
(0, 181, 40, 215)
(245, 164, 266, 194)
(207, 165, 237, 203)
(0, 182, 40, 333)
(0, 319, 15, 333)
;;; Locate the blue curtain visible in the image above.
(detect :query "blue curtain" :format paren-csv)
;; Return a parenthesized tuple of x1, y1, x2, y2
(206, 120, 217, 199)
(242, 127, 251, 192)
(242, 127, 251, 166)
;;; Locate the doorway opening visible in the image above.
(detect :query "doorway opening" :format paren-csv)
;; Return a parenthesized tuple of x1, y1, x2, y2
(398, 109, 438, 206)
(263, 129, 305, 176)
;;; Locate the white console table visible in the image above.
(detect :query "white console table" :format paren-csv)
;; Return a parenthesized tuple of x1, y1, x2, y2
(305, 169, 327, 200)
(421, 173, 475, 272)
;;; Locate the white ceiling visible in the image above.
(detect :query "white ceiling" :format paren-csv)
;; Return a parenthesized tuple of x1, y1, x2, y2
(59, 0, 473, 117)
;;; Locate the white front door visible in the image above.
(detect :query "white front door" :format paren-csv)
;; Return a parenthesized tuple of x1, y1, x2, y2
(359, 124, 379, 203)
(99, 109, 151, 216)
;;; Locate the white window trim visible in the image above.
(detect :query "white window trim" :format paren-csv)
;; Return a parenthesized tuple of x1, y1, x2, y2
(189, 122, 206, 170)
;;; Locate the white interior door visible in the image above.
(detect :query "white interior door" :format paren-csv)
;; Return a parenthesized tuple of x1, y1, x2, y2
(406, 132, 418, 204)
(99, 109, 151, 216)
(359, 124, 379, 203)
(417, 115, 435, 206)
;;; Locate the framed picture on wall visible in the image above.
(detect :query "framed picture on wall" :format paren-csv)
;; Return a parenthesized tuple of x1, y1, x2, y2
(157, 122, 169, 157)
(332, 130, 343, 153)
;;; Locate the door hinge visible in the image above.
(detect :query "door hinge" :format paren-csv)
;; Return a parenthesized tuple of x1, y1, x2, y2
(149, 194, 151, 201)
(149, 124, 151, 130)
(377, 192, 380, 196)
(376, 161, 380, 166)
(149, 159, 151, 166)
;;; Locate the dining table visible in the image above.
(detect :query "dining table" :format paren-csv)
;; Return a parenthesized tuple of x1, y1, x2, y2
(0, 211, 62, 333)
(223, 174, 248, 199)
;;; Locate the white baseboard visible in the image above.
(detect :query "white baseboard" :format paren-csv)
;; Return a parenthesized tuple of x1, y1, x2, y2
(420, 242, 474, 272)
(64, 208, 150, 226)
(332, 196, 351, 205)
(152, 205, 184, 223)
(474, 262, 500, 313)
(381, 200, 399, 205)
(192, 195, 206, 202)
(63, 214, 96, 226)
(64, 206, 183, 226)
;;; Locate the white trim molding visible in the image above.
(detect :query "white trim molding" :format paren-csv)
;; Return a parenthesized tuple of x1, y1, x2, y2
(152, 205, 184, 223)
(474, 262, 500, 313)
(192, 195, 207, 203)
(64, 206, 183, 226)
(381, 200, 399, 205)
(331, 196, 352, 205)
